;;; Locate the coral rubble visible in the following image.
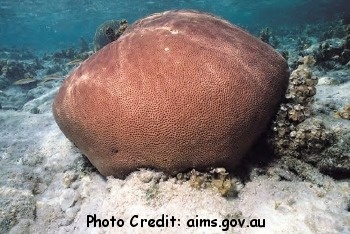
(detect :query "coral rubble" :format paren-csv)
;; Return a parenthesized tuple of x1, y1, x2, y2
(269, 55, 350, 178)
(335, 105, 350, 120)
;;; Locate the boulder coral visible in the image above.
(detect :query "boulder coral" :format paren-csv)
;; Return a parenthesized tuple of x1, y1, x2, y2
(52, 10, 289, 177)
(93, 19, 128, 52)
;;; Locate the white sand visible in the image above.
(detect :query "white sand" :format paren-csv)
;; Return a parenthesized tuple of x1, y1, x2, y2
(0, 64, 350, 234)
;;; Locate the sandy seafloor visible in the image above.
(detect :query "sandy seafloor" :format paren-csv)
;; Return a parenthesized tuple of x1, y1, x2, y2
(1, 24, 350, 234)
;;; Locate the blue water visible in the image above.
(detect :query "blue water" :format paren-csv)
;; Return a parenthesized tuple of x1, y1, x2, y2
(0, 0, 349, 52)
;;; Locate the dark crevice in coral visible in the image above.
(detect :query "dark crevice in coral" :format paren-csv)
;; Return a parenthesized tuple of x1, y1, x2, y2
(346, 202, 350, 212)
(320, 168, 350, 180)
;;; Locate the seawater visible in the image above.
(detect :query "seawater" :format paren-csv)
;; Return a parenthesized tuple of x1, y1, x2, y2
(0, 0, 349, 52)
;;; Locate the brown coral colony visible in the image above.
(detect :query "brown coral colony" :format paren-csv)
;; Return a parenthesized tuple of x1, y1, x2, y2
(52, 10, 289, 178)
